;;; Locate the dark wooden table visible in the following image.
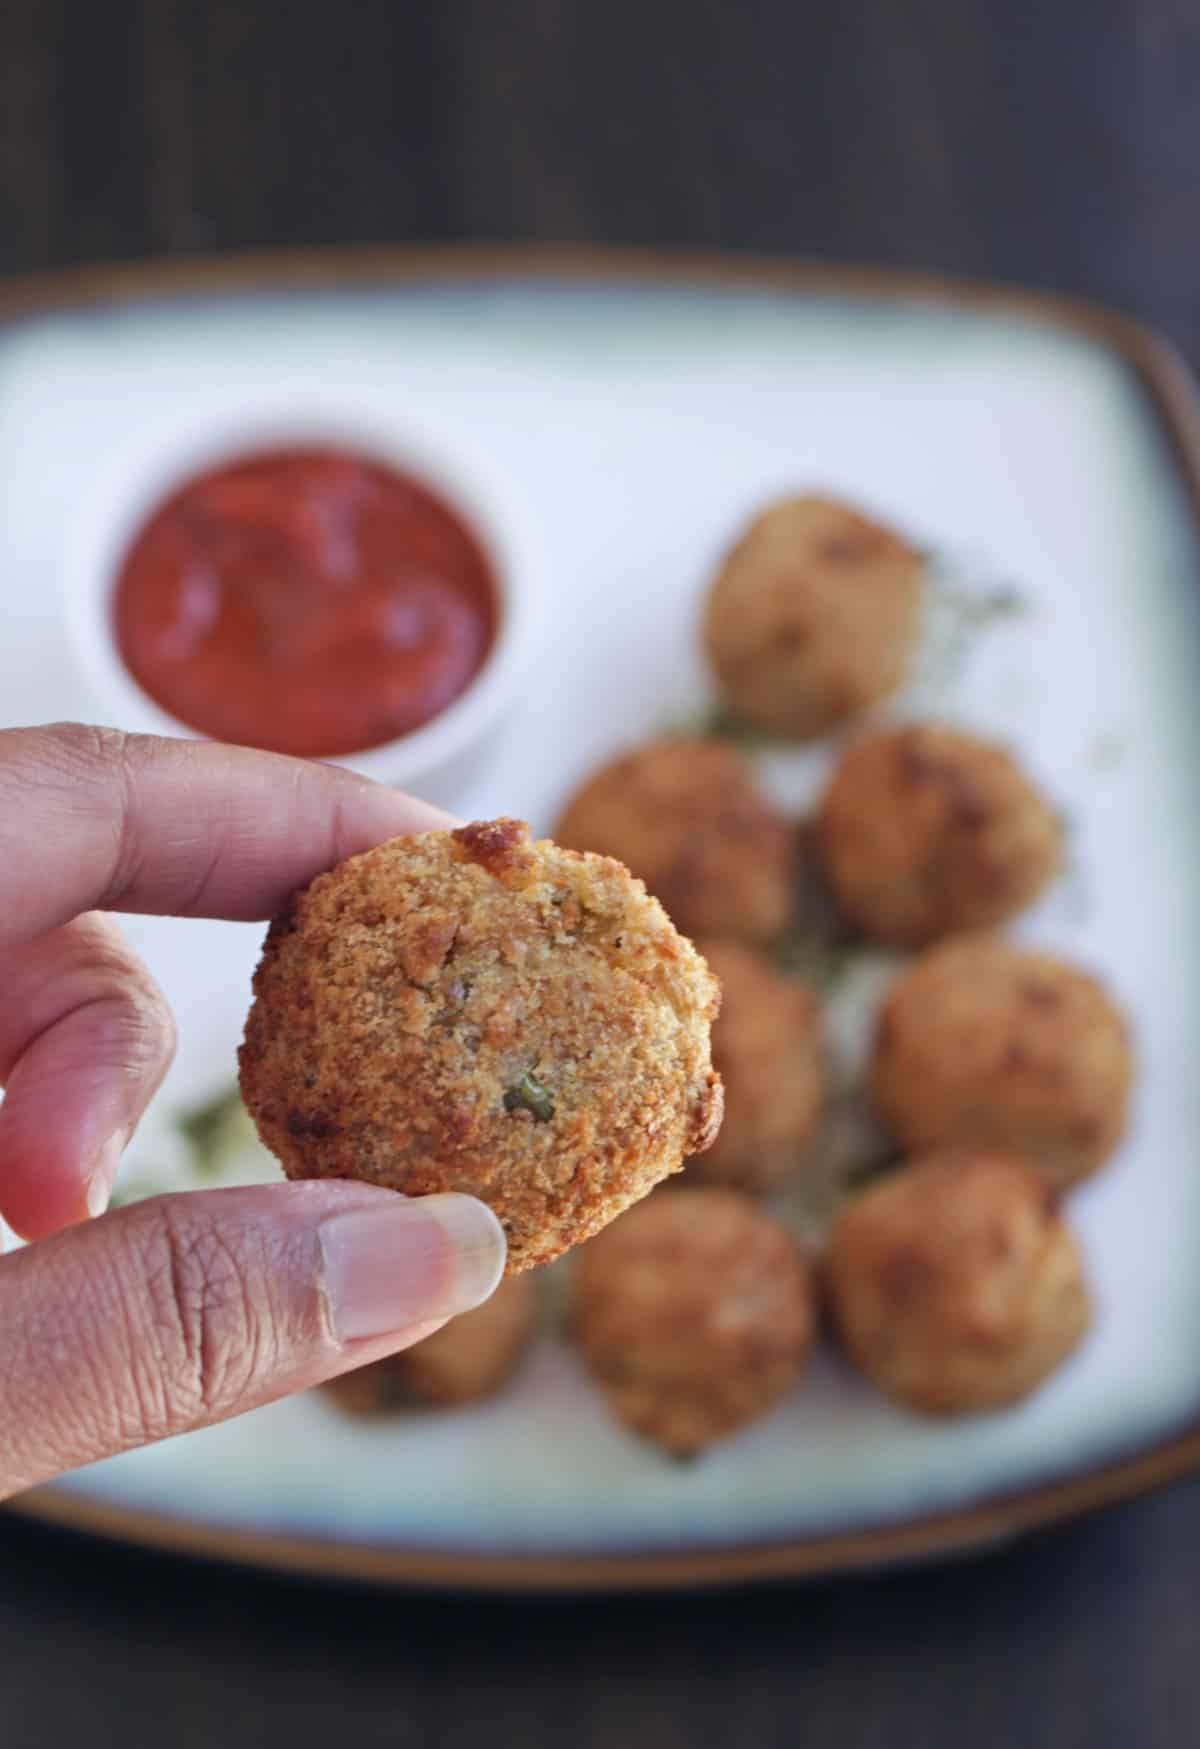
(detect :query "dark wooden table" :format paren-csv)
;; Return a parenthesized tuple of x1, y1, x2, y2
(2, 3, 1199, 1743)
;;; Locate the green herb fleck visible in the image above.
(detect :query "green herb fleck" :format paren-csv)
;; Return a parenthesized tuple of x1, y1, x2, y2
(696, 701, 773, 751)
(918, 566, 1031, 697)
(503, 1070, 555, 1123)
(779, 1098, 901, 1243)
(770, 926, 860, 995)
(663, 700, 773, 752)
(178, 1085, 249, 1177)
(842, 1152, 903, 1193)
(108, 1175, 155, 1210)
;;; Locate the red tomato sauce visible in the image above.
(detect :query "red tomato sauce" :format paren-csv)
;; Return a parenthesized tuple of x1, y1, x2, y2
(112, 447, 498, 757)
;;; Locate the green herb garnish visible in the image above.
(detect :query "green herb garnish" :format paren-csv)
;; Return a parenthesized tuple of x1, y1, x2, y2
(662, 701, 773, 752)
(842, 1151, 903, 1192)
(503, 1070, 555, 1123)
(178, 1085, 248, 1177)
(695, 701, 773, 751)
(919, 568, 1031, 696)
(770, 926, 861, 995)
(108, 1175, 155, 1210)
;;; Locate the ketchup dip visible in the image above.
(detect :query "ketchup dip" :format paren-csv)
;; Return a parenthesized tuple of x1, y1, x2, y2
(112, 446, 499, 758)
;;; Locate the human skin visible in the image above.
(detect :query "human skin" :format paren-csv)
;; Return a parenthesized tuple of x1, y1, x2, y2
(0, 724, 507, 1500)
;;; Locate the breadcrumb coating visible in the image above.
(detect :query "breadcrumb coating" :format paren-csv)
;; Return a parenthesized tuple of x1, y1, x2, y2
(240, 819, 723, 1271)
(816, 723, 1061, 946)
(574, 1187, 816, 1454)
(870, 936, 1133, 1189)
(826, 1150, 1091, 1414)
(704, 495, 925, 738)
(321, 1275, 537, 1411)
(686, 939, 826, 1192)
(555, 737, 795, 943)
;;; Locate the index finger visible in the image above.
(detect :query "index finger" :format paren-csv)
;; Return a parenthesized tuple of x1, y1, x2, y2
(0, 724, 453, 946)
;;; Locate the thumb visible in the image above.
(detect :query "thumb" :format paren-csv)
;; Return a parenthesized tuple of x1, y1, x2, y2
(0, 1181, 506, 1498)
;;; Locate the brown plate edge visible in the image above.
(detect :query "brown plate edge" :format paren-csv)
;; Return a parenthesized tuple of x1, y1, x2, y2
(4, 241, 1199, 1592)
(14, 1421, 1200, 1594)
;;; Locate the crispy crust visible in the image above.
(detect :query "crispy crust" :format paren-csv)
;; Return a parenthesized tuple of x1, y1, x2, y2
(815, 723, 1062, 946)
(573, 1187, 816, 1454)
(869, 936, 1134, 1190)
(240, 819, 723, 1271)
(555, 737, 796, 943)
(321, 1276, 538, 1412)
(686, 939, 827, 1192)
(703, 495, 925, 739)
(826, 1151, 1092, 1414)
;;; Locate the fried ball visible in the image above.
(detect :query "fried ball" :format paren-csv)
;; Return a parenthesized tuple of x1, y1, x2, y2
(815, 723, 1062, 946)
(240, 819, 723, 1272)
(870, 937, 1133, 1190)
(573, 1187, 816, 1455)
(554, 737, 795, 943)
(322, 1276, 538, 1413)
(826, 1151, 1091, 1414)
(703, 494, 926, 738)
(686, 939, 826, 1192)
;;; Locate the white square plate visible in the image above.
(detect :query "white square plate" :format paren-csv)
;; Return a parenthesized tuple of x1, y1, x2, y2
(7, 250, 1200, 1589)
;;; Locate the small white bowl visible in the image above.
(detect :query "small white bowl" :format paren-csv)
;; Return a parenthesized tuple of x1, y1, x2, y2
(63, 397, 542, 792)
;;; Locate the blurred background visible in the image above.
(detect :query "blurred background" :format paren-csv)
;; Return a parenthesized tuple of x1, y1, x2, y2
(5, 0, 1200, 361)
(3, 3, 1200, 1746)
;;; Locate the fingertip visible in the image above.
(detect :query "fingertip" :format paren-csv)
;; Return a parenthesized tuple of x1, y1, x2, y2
(421, 1193, 508, 1309)
(333, 765, 461, 831)
(317, 1192, 507, 1344)
(319, 768, 462, 862)
(84, 1133, 124, 1219)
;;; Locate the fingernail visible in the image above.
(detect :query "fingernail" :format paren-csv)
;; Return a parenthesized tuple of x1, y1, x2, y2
(86, 1135, 124, 1219)
(318, 1194, 507, 1343)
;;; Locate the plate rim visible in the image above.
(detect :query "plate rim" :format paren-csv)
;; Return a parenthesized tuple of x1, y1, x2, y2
(5, 241, 1200, 1592)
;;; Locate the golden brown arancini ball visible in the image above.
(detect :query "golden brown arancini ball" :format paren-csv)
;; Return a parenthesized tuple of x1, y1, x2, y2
(703, 495, 926, 739)
(573, 1187, 816, 1455)
(240, 819, 723, 1272)
(815, 723, 1062, 947)
(825, 1151, 1091, 1414)
(869, 937, 1134, 1190)
(686, 939, 827, 1193)
(322, 1275, 538, 1413)
(554, 737, 795, 944)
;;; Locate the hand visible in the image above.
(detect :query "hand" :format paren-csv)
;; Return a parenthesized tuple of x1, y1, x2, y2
(0, 724, 506, 1501)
